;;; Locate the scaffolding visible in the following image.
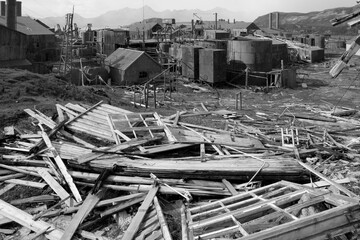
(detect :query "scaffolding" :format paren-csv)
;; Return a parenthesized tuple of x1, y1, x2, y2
(58, 12, 74, 77)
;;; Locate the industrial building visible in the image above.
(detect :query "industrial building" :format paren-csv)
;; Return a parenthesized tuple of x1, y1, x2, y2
(0, 0, 56, 69)
(105, 48, 162, 85)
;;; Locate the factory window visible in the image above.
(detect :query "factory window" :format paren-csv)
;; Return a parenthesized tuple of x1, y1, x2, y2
(139, 71, 148, 79)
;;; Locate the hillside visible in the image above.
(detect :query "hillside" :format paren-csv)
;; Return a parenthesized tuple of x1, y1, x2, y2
(40, 6, 247, 29)
(254, 5, 360, 35)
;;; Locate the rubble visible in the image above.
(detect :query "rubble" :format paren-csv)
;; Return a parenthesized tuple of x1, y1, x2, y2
(0, 94, 359, 240)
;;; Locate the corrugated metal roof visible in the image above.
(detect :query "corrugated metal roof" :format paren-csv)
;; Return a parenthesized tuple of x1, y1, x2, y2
(105, 48, 147, 70)
(0, 16, 54, 35)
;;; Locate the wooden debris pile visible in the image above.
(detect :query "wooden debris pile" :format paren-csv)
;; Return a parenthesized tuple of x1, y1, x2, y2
(0, 100, 359, 239)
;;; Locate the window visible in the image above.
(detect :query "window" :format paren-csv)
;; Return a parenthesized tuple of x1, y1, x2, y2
(139, 71, 148, 79)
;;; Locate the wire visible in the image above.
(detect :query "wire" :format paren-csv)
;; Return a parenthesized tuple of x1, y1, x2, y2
(332, 70, 360, 114)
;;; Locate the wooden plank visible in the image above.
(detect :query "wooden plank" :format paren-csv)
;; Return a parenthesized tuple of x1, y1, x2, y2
(154, 196, 173, 240)
(0, 173, 25, 181)
(222, 179, 238, 196)
(122, 186, 159, 240)
(42, 131, 82, 203)
(11, 195, 58, 205)
(5, 179, 46, 189)
(181, 204, 188, 240)
(60, 189, 105, 240)
(100, 195, 146, 218)
(106, 114, 121, 144)
(65, 100, 103, 125)
(0, 183, 16, 197)
(38, 169, 72, 207)
(0, 199, 63, 240)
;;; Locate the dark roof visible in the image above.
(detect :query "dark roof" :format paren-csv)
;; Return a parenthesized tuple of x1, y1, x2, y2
(105, 48, 160, 70)
(128, 22, 162, 32)
(0, 16, 54, 35)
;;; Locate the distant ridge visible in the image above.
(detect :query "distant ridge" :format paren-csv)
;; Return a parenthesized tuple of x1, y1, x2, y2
(39, 6, 248, 29)
(254, 5, 360, 35)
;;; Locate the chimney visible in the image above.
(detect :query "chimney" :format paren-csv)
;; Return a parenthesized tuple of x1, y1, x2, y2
(6, 0, 16, 30)
(16, 1, 21, 16)
(0, 1, 5, 16)
(275, 12, 279, 29)
(227, 19, 229, 24)
(214, 12, 217, 30)
(269, 13, 273, 29)
(233, 19, 235, 24)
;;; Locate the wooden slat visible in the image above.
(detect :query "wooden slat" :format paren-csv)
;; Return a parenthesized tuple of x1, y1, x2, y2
(5, 179, 46, 189)
(42, 131, 82, 203)
(122, 186, 159, 240)
(60, 189, 105, 240)
(0, 199, 63, 240)
(154, 196, 172, 240)
(222, 179, 238, 196)
(38, 169, 72, 207)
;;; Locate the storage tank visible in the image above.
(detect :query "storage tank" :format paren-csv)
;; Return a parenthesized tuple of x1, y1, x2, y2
(227, 38, 272, 72)
(272, 39, 289, 68)
(196, 40, 228, 50)
(181, 46, 202, 80)
(199, 49, 227, 84)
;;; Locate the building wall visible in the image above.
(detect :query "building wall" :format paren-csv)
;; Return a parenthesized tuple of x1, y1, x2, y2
(0, 24, 27, 61)
(26, 34, 57, 61)
(111, 55, 161, 85)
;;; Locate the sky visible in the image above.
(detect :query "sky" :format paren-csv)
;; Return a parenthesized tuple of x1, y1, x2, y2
(22, 0, 358, 21)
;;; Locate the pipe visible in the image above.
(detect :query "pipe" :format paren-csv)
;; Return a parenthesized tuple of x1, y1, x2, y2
(6, 0, 16, 30)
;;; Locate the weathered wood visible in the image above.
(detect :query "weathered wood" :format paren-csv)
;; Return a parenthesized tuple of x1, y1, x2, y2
(11, 195, 58, 205)
(60, 189, 105, 240)
(0, 199, 63, 240)
(122, 186, 159, 240)
(154, 196, 173, 240)
(222, 179, 238, 196)
(0, 173, 25, 181)
(100, 195, 146, 218)
(41, 131, 82, 203)
(181, 204, 188, 240)
(5, 179, 46, 189)
(65, 100, 103, 125)
(38, 169, 72, 207)
(0, 183, 16, 196)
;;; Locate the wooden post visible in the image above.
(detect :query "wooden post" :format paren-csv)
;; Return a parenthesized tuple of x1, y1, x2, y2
(281, 59, 284, 70)
(133, 91, 137, 108)
(163, 71, 166, 101)
(245, 67, 249, 87)
(235, 92, 242, 110)
(153, 84, 157, 109)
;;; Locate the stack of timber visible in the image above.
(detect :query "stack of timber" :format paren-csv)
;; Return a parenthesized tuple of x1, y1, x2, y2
(0, 101, 359, 239)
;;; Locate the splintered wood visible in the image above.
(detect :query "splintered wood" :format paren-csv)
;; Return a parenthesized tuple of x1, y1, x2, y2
(0, 101, 359, 239)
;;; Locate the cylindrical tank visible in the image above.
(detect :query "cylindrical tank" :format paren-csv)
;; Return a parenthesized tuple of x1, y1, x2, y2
(227, 38, 272, 72)
(272, 40, 289, 68)
(82, 30, 95, 44)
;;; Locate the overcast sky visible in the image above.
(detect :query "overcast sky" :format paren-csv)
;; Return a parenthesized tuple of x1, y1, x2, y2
(22, 0, 358, 21)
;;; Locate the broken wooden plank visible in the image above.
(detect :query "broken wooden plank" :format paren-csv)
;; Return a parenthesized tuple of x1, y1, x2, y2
(41, 130, 82, 203)
(0, 173, 25, 181)
(0, 183, 16, 197)
(60, 189, 106, 240)
(100, 194, 146, 218)
(122, 186, 159, 240)
(0, 199, 63, 240)
(38, 168, 72, 207)
(154, 196, 173, 240)
(222, 179, 238, 196)
(11, 195, 58, 205)
(4, 179, 46, 189)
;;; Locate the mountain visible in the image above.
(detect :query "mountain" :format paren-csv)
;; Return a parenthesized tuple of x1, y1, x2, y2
(254, 5, 360, 35)
(40, 6, 248, 29)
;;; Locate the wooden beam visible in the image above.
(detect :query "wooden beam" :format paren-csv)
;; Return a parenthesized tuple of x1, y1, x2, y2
(0, 199, 63, 240)
(60, 189, 106, 240)
(222, 179, 238, 196)
(38, 169, 72, 207)
(41, 131, 82, 203)
(122, 186, 159, 240)
(4, 179, 46, 189)
(0, 183, 16, 197)
(154, 196, 173, 240)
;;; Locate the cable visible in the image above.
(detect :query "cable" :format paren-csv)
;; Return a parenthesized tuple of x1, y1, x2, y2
(332, 70, 360, 114)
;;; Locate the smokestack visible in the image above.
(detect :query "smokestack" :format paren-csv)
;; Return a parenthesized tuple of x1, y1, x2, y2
(275, 12, 279, 29)
(6, 0, 16, 30)
(0, 1, 5, 16)
(269, 13, 273, 29)
(16, 1, 21, 16)
(233, 19, 235, 24)
(214, 12, 217, 30)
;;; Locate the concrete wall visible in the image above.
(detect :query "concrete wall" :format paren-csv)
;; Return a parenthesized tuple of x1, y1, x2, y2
(0, 24, 27, 61)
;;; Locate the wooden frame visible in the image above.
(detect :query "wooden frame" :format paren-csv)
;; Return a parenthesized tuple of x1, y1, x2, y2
(183, 181, 360, 240)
